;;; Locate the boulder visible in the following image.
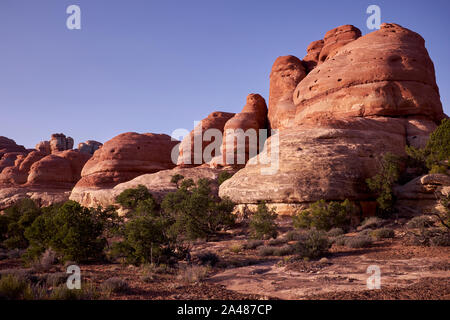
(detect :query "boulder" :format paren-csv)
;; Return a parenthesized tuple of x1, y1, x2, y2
(35, 141, 51, 154)
(395, 174, 450, 216)
(268, 56, 306, 129)
(293, 23, 444, 125)
(27, 150, 91, 188)
(50, 133, 74, 153)
(78, 140, 103, 155)
(73, 132, 178, 191)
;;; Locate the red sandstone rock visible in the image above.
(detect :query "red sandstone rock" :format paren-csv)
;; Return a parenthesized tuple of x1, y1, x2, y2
(211, 94, 268, 167)
(177, 111, 235, 166)
(35, 141, 51, 155)
(268, 56, 306, 129)
(293, 23, 444, 125)
(302, 40, 324, 73)
(318, 24, 361, 64)
(74, 132, 178, 190)
(27, 150, 91, 188)
(50, 133, 74, 153)
(78, 140, 103, 155)
(0, 137, 27, 158)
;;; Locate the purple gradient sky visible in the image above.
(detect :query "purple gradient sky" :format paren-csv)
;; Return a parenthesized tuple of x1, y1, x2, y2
(1, 0, 449, 148)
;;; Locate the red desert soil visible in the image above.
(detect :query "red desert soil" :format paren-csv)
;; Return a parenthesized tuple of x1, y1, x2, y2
(1, 226, 449, 300)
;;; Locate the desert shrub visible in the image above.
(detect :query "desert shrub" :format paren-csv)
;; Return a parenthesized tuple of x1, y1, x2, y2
(435, 194, 450, 230)
(0, 199, 42, 250)
(162, 178, 235, 241)
(293, 230, 330, 259)
(229, 244, 243, 254)
(217, 171, 234, 185)
(273, 245, 294, 256)
(268, 238, 287, 246)
(249, 202, 278, 240)
(360, 217, 384, 230)
(327, 227, 344, 237)
(45, 272, 67, 287)
(408, 227, 450, 247)
(293, 199, 355, 231)
(0, 274, 32, 300)
(429, 233, 450, 247)
(178, 266, 209, 283)
(196, 252, 219, 267)
(101, 277, 129, 295)
(49, 282, 100, 300)
(110, 212, 175, 266)
(170, 174, 185, 188)
(345, 236, 373, 248)
(258, 246, 276, 257)
(24, 201, 118, 263)
(286, 230, 305, 241)
(371, 228, 395, 240)
(366, 152, 402, 215)
(406, 118, 450, 173)
(116, 185, 156, 211)
(407, 216, 435, 229)
(332, 235, 348, 246)
(243, 240, 264, 250)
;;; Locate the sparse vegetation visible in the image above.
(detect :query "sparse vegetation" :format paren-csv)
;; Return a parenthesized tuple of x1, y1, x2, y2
(195, 252, 219, 267)
(229, 243, 243, 254)
(360, 217, 384, 230)
(405, 118, 450, 174)
(217, 171, 234, 185)
(293, 229, 330, 259)
(101, 277, 129, 296)
(249, 202, 278, 240)
(345, 236, 373, 248)
(293, 199, 355, 231)
(371, 228, 395, 240)
(24, 201, 119, 263)
(366, 152, 402, 216)
(162, 178, 236, 241)
(243, 240, 264, 250)
(178, 266, 209, 283)
(0, 199, 42, 250)
(0, 274, 31, 300)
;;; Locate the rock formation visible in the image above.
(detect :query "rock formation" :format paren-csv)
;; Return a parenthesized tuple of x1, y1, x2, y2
(318, 25, 361, 64)
(220, 23, 446, 215)
(70, 165, 234, 209)
(78, 140, 103, 155)
(210, 94, 268, 167)
(50, 133, 74, 153)
(71, 132, 178, 195)
(268, 56, 306, 129)
(0, 137, 27, 159)
(0, 134, 93, 209)
(177, 111, 235, 166)
(302, 40, 324, 73)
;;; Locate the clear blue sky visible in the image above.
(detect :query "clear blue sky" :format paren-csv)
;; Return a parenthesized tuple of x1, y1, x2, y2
(1, 0, 449, 148)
